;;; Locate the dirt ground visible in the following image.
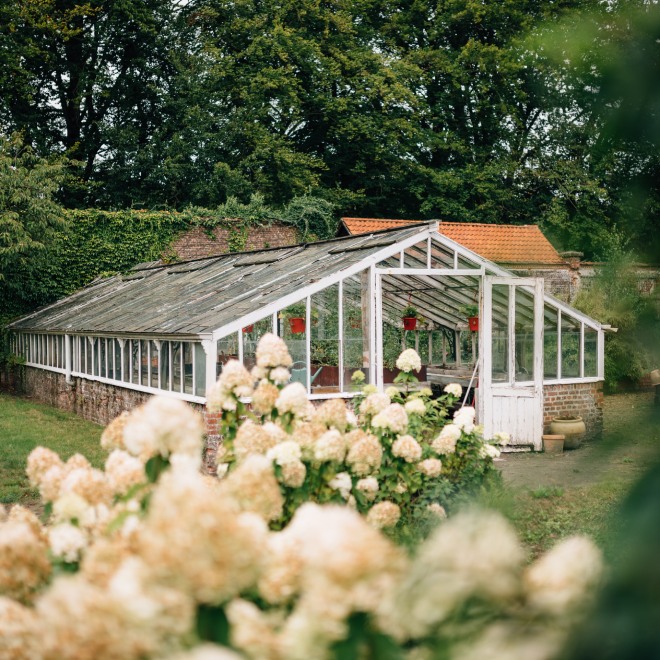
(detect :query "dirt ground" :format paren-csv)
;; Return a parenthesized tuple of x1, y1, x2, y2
(496, 391, 660, 489)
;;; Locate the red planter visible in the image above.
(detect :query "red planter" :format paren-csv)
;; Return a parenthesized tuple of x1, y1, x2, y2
(289, 317, 305, 334)
(402, 317, 417, 331)
(468, 316, 479, 332)
(242, 324, 254, 334)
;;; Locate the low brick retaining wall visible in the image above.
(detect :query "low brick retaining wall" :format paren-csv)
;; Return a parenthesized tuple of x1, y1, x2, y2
(543, 381, 604, 440)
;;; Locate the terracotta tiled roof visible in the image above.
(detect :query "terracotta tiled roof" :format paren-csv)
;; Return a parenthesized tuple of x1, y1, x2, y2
(341, 218, 425, 234)
(341, 218, 564, 266)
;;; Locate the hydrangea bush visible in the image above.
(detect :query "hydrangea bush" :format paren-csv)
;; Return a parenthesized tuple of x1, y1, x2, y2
(206, 334, 507, 528)
(0, 334, 605, 658)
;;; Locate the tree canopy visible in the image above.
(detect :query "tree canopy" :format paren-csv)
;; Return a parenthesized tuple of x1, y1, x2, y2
(0, 0, 657, 259)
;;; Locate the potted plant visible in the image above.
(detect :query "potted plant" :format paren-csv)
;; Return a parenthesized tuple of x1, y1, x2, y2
(461, 304, 479, 332)
(281, 303, 306, 334)
(242, 324, 254, 334)
(401, 304, 421, 331)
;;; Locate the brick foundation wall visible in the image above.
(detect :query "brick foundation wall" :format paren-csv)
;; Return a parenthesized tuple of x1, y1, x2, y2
(170, 223, 298, 261)
(19, 366, 220, 445)
(543, 381, 604, 439)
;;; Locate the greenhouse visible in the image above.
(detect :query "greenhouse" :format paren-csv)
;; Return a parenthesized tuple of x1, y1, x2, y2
(9, 222, 604, 449)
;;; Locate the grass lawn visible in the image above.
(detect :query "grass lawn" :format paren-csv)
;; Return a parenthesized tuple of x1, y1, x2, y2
(0, 393, 104, 506)
(489, 391, 660, 560)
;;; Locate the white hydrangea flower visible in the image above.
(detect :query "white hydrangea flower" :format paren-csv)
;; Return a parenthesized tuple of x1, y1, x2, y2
(417, 458, 443, 478)
(367, 501, 401, 529)
(479, 443, 501, 459)
(404, 398, 426, 416)
(392, 435, 423, 463)
(270, 366, 291, 385)
(314, 430, 347, 463)
(217, 360, 254, 398)
(328, 472, 352, 500)
(493, 432, 510, 446)
(267, 440, 303, 466)
(431, 424, 462, 455)
(385, 386, 400, 399)
(427, 503, 447, 519)
(396, 349, 422, 373)
(453, 406, 476, 434)
(52, 492, 90, 523)
(371, 403, 408, 434)
(256, 333, 293, 368)
(356, 477, 379, 502)
(275, 382, 309, 417)
(359, 392, 391, 416)
(524, 536, 603, 615)
(444, 383, 462, 398)
(345, 410, 358, 428)
(48, 523, 87, 563)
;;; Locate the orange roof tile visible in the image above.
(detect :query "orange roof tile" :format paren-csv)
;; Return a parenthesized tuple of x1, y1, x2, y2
(341, 218, 564, 266)
(341, 218, 424, 234)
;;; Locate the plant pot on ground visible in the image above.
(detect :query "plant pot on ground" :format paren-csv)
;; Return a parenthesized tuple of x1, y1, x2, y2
(549, 416, 586, 449)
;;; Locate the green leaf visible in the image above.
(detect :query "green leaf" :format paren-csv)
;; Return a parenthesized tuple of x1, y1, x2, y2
(196, 604, 231, 646)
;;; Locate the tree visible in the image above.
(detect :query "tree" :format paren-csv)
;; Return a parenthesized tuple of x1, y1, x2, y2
(0, 0, 183, 206)
(0, 133, 67, 316)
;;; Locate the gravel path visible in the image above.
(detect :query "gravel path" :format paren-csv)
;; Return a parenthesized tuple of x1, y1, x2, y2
(496, 391, 660, 489)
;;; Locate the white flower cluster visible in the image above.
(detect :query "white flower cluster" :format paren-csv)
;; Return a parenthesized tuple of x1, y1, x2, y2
(396, 348, 422, 373)
(444, 383, 462, 398)
(207, 360, 254, 412)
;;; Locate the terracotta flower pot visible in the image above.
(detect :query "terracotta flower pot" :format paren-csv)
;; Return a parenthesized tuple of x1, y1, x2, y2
(289, 317, 305, 334)
(543, 434, 565, 454)
(468, 316, 479, 332)
(549, 416, 586, 450)
(403, 317, 417, 331)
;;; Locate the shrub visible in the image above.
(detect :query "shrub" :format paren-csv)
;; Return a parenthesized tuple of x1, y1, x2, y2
(0, 334, 605, 658)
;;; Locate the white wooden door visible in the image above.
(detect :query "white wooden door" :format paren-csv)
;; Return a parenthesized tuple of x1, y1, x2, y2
(480, 276, 544, 450)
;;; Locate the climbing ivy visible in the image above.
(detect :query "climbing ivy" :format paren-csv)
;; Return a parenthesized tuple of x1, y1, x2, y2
(0, 208, 293, 319)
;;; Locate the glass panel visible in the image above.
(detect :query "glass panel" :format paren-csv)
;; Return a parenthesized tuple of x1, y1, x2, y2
(280, 302, 307, 383)
(460, 329, 477, 365)
(160, 341, 170, 389)
(107, 339, 114, 379)
(149, 340, 159, 388)
(584, 326, 598, 377)
(100, 338, 106, 378)
(216, 333, 238, 378)
(59, 336, 65, 369)
(430, 240, 454, 268)
(404, 241, 428, 268)
(514, 288, 534, 381)
(457, 254, 481, 270)
(122, 341, 130, 382)
(242, 317, 272, 372)
(183, 342, 193, 394)
(172, 341, 182, 392)
(114, 339, 122, 379)
(544, 305, 558, 379)
(140, 340, 148, 386)
(383, 319, 404, 384)
(131, 340, 139, 384)
(491, 284, 509, 382)
(311, 284, 340, 394)
(561, 315, 581, 378)
(194, 343, 206, 396)
(342, 273, 369, 386)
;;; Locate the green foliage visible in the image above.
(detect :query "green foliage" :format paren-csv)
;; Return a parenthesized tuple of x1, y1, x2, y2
(573, 250, 659, 391)
(282, 195, 337, 242)
(0, 134, 67, 285)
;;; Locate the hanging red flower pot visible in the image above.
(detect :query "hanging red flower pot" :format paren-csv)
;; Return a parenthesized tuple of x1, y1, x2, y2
(403, 317, 418, 331)
(468, 316, 479, 332)
(289, 317, 305, 334)
(242, 324, 254, 334)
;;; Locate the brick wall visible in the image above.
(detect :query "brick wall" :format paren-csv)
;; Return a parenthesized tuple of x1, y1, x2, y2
(170, 223, 298, 261)
(19, 366, 220, 448)
(543, 381, 604, 439)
